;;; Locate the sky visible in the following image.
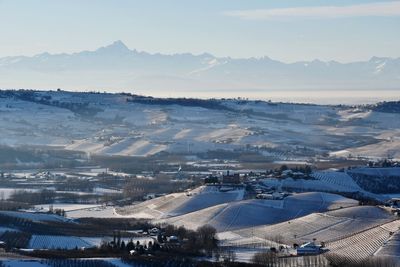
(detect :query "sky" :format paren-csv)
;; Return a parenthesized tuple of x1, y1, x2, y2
(0, 0, 399, 63)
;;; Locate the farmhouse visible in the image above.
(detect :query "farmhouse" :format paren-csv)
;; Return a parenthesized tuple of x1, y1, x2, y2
(256, 192, 284, 200)
(297, 241, 323, 255)
(204, 175, 219, 184)
(222, 171, 240, 184)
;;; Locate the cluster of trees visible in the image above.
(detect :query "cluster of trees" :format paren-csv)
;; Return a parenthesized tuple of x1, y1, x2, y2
(42, 259, 115, 267)
(161, 224, 218, 256)
(10, 189, 56, 205)
(123, 174, 190, 200)
(0, 200, 31, 211)
(349, 172, 400, 194)
(55, 178, 94, 192)
(266, 165, 313, 179)
(47, 204, 66, 217)
(91, 155, 173, 174)
(100, 235, 160, 255)
(98, 224, 218, 257)
(0, 145, 87, 170)
(0, 230, 32, 249)
(0, 145, 42, 165)
(369, 101, 400, 114)
(368, 159, 399, 168)
(3, 89, 102, 117)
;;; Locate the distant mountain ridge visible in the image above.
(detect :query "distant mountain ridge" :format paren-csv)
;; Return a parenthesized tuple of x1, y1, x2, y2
(0, 40, 399, 92)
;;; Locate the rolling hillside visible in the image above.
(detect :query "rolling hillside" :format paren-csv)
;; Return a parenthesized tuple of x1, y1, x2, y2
(1, 90, 400, 161)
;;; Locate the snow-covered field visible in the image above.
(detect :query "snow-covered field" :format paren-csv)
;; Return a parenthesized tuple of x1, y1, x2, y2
(66, 206, 119, 218)
(34, 204, 102, 212)
(1, 90, 399, 159)
(63, 185, 360, 234)
(154, 191, 358, 231)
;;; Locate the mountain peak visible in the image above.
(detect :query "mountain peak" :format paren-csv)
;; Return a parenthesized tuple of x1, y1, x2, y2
(96, 40, 131, 54)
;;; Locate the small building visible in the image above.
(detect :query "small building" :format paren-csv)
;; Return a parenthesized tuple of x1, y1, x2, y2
(222, 171, 240, 184)
(281, 169, 293, 178)
(386, 198, 400, 209)
(297, 242, 323, 255)
(167, 236, 179, 243)
(204, 175, 219, 184)
(256, 192, 284, 200)
(149, 227, 159, 235)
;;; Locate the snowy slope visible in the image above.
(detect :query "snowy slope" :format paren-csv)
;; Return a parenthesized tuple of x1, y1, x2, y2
(156, 192, 358, 231)
(115, 186, 244, 219)
(1, 90, 399, 160)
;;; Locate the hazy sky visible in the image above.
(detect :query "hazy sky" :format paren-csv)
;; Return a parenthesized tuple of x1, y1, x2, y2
(1, 0, 399, 62)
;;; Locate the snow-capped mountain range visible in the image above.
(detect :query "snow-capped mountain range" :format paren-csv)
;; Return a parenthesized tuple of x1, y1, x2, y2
(0, 40, 399, 92)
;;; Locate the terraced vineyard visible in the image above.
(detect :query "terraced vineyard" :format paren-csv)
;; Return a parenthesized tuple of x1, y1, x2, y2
(375, 231, 400, 260)
(28, 235, 94, 250)
(116, 186, 244, 219)
(218, 205, 395, 254)
(311, 171, 363, 192)
(232, 206, 395, 244)
(0, 211, 70, 222)
(157, 192, 359, 232)
(326, 220, 400, 264)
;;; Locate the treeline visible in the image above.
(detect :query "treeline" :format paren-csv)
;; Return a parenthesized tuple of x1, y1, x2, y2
(0, 145, 86, 169)
(122, 174, 192, 200)
(0, 145, 42, 164)
(0, 230, 32, 249)
(0, 89, 102, 117)
(369, 101, 400, 113)
(99, 224, 218, 257)
(55, 178, 94, 192)
(349, 172, 400, 194)
(90, 155, 172, 173)
(162, 224, 218, 255)
(126, 96, 233, 112)
(0, 200, 31, 211)
(368, 159, 400, 168)
(9, 189, 56, 205)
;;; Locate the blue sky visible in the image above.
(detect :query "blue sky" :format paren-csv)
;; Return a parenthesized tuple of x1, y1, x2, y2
(0, 0, 399, 62)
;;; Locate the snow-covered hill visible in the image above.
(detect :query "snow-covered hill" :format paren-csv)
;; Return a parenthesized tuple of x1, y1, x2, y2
(1, 90, 400, 159)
